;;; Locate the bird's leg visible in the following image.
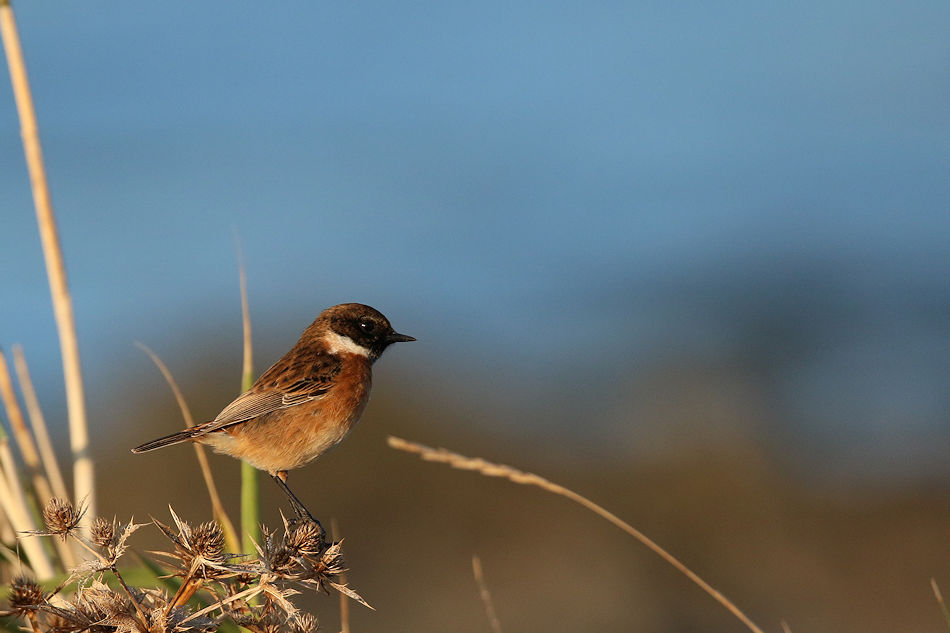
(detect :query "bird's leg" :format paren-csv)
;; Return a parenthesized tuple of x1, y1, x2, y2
(271, 472, 326, 537)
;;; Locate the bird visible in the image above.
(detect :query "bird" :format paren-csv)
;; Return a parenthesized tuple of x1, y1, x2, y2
(132, 303, 415, 526)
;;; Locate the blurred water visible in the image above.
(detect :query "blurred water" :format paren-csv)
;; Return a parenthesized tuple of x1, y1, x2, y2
(1, 0, 948, 482)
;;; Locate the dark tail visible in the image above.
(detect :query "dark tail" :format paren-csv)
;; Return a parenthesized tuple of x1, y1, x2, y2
(131, 429, 197, 454)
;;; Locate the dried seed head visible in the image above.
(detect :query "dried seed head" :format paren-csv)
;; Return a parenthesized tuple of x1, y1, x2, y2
(320, 540, 346, 576)
(43, 497, 85, 537)
(91, 516, 118, 549)
(291, 612, 319, 633)
(269, 545, 293, 572)
(71, 580, 140, 630)
(286, 521, 325, 558)
(7, 575, 45, 614)
(192, 521, 225, 563)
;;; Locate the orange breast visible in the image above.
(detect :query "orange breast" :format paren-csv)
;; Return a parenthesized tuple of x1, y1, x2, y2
(203, 354, 372, 474)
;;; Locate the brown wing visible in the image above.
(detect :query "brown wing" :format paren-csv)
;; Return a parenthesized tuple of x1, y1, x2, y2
(196, 349, 342, 434)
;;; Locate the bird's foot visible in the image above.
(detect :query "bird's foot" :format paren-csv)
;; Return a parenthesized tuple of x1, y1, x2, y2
(283, 499, 327, 545)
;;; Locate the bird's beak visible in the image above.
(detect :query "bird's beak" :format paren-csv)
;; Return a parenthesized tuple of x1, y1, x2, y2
(387, 331, 416, 343)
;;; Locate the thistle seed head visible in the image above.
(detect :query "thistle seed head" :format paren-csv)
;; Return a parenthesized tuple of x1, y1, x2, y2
(291, 612, 319, 633)
(7, 575, 45, 615)
(192, 521, 225, 564)
(42, 497, 85, 537)
(286, 521, 325, 558)
(91, 516, 118, 549)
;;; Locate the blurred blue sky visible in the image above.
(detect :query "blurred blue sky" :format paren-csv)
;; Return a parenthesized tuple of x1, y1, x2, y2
(1, 1, 949, 481)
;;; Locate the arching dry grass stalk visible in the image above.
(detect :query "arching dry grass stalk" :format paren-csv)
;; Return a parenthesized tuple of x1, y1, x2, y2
(387, 435, 766, 633)
(135, 342, 240, 553)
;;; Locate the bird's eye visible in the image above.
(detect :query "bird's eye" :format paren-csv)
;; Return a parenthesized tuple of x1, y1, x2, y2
(359, 319, 376, 333)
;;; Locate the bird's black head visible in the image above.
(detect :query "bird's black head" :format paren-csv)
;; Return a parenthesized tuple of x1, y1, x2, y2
(317, 303, 415, 361)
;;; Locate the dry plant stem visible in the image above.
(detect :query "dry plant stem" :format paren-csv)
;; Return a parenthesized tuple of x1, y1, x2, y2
(0, 350, 76, 569)
(25, 611, 39, 633)
(12, 345, 70, 502)
(71, 536, 148, 628)
(111, 565, 149, 632)
(472, 555, 503, 633)
(238, 243, 254, 408)
(332, 518, 350, 633)
(0, 496, 14, 541)
(0, 348, 54, 505)
(0, 0, 96, 525)
(933, 578, 950, 630)
(135, 342, 240, 552)
(387, 436, 766, 633)
(167, 563, 204, 612)
(0, 437, 55, 577)
(169, 577, 203, 610)
(180, 582, 264, 625)
(237, 248, 261, 555)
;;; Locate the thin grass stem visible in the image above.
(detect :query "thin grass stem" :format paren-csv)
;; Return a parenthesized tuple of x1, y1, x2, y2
(387, 435, 766, 633)
(0, 348, 54, 506)
(179, 582, 264, 625)
(932, 578, 950, 630)
(236, 244, 260, 555)
(134, 342, 240, 553)
(331, 518, 350, 633)
(0, 352, 77, 572)
(0, 434, 55, 578)
(0, 350, 77, 573)
(68, 533, 148, 628)
(0, 0, 95, 526)
(0, 497, 14, 542)
(11, 345, 70, 503)
(166, 558, 204, 613)
(472, 555, 503, 633)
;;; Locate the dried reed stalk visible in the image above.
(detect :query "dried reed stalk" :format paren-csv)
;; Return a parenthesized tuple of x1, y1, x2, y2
(0, 0, 96, 524)
(0, 350, 76, 569)
(472, 555, 503, 633)
(332, 518, 350, 633)
(0, 348, 53, 505)
(387, 436, 766, 633)
(0, 434, 55, 578)
(12, 345, 70, 502)
(135, 342, 240, 552)
(933, 578, 950, 630)
(0, 503, 14, 542)
(0, 348, 76, 568)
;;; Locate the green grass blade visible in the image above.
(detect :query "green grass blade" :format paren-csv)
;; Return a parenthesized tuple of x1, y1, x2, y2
(236, 246, 260, 555)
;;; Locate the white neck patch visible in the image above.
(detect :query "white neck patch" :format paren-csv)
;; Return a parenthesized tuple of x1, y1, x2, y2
(322, 331, 371, 358)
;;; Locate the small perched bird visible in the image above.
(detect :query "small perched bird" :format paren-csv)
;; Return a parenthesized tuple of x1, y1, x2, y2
(132, 303, 414, 523)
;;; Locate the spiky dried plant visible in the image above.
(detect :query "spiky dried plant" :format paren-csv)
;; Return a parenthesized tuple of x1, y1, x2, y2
(2, 506, 367, 633)
(39, 497, 85, 539)
(1, 575, 44, 617)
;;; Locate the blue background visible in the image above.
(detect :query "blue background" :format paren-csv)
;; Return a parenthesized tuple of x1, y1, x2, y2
(2, 2, 949, 630)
